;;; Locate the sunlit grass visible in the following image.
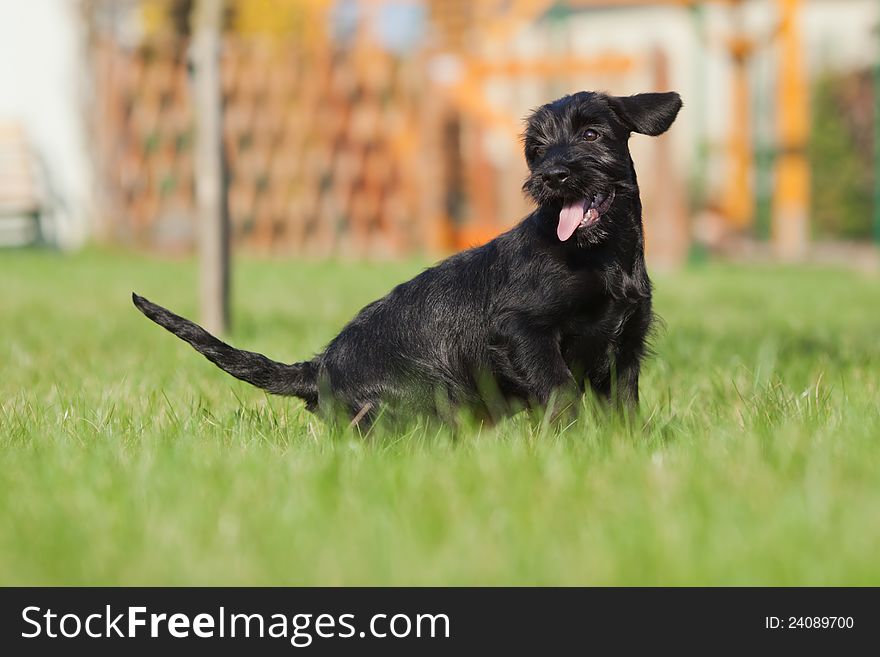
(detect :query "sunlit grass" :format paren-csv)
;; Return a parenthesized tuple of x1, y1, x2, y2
(1, 248, 878, 584)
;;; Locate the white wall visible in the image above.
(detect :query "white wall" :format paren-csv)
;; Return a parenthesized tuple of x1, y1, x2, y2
(0, 0, 92, 247)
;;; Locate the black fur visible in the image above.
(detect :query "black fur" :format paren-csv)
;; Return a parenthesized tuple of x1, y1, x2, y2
(133, 90, 682, 427)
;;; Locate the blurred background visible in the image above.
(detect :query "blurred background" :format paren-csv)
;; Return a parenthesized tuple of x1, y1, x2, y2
(3, 2, 880, 586)
(2, 0, 879, 269)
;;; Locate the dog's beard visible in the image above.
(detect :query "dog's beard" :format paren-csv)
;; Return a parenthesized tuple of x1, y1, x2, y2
(524, 176, 637, 245)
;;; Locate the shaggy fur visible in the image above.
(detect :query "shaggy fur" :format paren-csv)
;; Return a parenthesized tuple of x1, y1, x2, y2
(133, 90, 682, 427)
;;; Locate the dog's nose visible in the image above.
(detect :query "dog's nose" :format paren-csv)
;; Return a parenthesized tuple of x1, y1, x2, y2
(544, 166, 570, 186)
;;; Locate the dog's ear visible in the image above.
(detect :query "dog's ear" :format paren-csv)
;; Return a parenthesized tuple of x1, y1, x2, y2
(609, 92, 682, 136)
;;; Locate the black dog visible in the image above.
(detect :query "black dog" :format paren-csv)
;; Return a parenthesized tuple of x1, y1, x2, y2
(133, 90, 682, 427)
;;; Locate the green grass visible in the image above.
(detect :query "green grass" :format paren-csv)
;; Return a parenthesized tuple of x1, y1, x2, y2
(1, 248, 879, 585)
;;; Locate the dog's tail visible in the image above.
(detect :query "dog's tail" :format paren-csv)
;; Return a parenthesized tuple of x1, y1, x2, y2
(132, 293, 318, 406)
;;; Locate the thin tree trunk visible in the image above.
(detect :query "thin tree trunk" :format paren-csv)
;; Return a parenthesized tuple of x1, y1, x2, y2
(192, 0, 229, 334)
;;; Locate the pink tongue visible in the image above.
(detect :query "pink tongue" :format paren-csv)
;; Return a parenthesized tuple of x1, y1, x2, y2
(557, 199, 584, 241)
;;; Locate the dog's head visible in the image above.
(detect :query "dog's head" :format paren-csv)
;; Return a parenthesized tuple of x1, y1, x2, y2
(522, 91, 682, 244)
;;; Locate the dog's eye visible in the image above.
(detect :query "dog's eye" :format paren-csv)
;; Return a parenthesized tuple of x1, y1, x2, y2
(583, 129, 600, 142)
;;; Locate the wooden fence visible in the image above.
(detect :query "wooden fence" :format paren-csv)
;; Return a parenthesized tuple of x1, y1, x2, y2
(91, 35, 426, 256)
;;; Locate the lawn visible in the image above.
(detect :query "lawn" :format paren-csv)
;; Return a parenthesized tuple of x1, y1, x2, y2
(1, 248, 879, 585)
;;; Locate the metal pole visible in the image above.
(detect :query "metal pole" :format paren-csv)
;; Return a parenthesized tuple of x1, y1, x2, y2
(874, 10, 880, 246)
(688, 3, 709, 212)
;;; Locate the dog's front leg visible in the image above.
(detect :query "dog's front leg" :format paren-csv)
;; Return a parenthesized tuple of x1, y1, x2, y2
(610, 301, 652, 410)
(490, 315, 578, 410)
(611, 349, 641, 408)
(585, 303, 649, 411)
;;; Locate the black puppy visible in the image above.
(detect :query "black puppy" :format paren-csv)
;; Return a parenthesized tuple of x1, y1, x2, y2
(134, 90, 682, 426)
